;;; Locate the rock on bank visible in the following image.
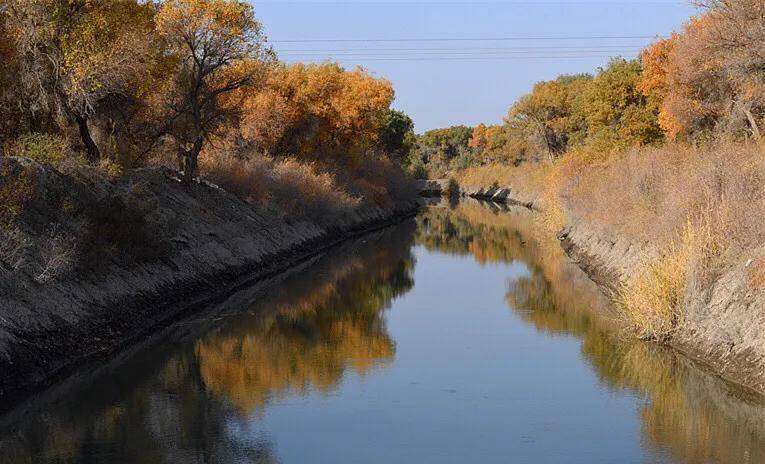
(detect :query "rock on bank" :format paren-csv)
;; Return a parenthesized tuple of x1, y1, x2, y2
(0, 157, 418, 399)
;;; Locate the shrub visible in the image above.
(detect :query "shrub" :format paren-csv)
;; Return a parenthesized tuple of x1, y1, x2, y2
(0, 159, 36, 225)
(34, 224, 75, 283)
(8, 133, 71, 166)
(201, 153, 360, 224)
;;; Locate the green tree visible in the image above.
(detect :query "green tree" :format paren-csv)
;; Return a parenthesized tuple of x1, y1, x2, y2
(581, 58, 663, 151)
(377, 109, 415, 162)
(506, 74, 592, 162)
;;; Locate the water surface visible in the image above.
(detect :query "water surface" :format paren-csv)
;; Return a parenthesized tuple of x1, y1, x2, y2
(2, 201, 765, 463)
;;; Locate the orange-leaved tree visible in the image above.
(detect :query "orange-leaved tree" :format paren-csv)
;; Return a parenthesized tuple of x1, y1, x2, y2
(236, 63, 394, 163)
(156, 0, 272, 184)
(639, 35, 683, 140)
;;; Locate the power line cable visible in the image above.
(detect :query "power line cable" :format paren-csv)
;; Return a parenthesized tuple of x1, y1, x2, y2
(282, 54, 624, 61)
(270, 35, 660, 43)
(277, 45, 648, 52)
(280, 49, 642, 56)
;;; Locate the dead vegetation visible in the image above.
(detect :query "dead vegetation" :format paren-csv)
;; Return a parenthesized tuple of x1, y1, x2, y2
(456, 140, 765, 338)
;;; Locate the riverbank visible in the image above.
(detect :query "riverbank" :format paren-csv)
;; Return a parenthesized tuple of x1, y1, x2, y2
(0, 157, 418, 401)
(439, 180, 765, 395)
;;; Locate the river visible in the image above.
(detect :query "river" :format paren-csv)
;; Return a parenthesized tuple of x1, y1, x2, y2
(1, 200, 764, 463)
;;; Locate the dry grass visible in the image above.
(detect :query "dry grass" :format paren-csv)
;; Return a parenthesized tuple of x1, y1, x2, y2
(573, 141, 765, 336)
(561, 141, 765, 254)
(456, 140, 765, 338)
(201, 154, 360, 224)
(457, 164, 545, 192)
(457, 162, 568, 230)
(339, 155, 418, 207)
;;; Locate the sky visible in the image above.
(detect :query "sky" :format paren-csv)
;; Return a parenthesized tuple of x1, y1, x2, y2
(253, 1, 698, 132)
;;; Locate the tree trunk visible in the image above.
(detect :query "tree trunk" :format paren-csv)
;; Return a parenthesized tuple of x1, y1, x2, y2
(742, 107, 762, 142)
(74, 114, 101, 163)
(182, 136, 204, 185)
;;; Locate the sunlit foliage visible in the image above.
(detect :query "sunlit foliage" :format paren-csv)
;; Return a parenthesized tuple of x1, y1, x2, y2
(506, 74, 592, 161)
(5, 0, 158, 162)
(156, 0, 272, 182)
(580, 58, 663, 151)
(234, 63, 395, 162)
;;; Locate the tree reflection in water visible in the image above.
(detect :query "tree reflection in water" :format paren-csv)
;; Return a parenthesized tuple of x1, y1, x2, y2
(4, 202, 765, 464)
(419, 200, 765, 464)
(195, 232, 415, 414)
(0, 224, 416, 464)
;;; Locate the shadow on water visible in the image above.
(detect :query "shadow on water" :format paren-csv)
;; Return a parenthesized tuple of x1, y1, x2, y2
(3, 201, 765, 463)
(418, 200, 765, 464)
(0, 222, 416, 463)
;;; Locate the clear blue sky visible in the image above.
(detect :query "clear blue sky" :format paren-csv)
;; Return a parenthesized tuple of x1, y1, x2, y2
(253, 1, 698, 132)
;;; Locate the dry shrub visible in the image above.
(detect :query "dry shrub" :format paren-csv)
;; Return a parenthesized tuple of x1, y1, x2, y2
(34, 223, 75, 283)
(562, 140, 763, 337)
(747, 257, 765, 290)
(6, 133, 72, 166)
(202, 154, 360, 224)
(340, 155, 417, 207)
(563, 140, 765, 254)
(456, 161, 567, 230)
(0, 159, 37, 225)
(457, 140, 764, 338)
(618, 216, 725, 339)
(271, 158, 359, 219)
(201, 154, 272, 204)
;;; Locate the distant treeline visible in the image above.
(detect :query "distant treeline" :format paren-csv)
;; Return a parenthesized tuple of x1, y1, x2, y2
(410, 0, 765, 178)
(433, 0, 765, 342)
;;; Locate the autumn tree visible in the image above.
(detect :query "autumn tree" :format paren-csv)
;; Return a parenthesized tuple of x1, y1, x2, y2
(5, 0, 156, 162)
(639, 36, 682, 139)
(581, 59, 663, 151)
(0, 9, 21, 148)
(469, 124, 519, 165)
(156, 0, 271, 184)
(650, 16, 730, 140)
(698, 0, 765, 137)
(506, 74, 592, 161)
(417, 126, 473, 160)
(236, 63, 394, 162)
(654, 3, 765, 140)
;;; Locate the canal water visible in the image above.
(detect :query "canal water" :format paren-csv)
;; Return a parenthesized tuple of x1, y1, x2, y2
(1, 201, 765, 463)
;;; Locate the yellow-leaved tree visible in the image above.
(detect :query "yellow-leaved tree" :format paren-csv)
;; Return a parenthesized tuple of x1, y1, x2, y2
(6, 0, 157, 162)
(156, 0, 272, 184)
(236, 63, 395, 162)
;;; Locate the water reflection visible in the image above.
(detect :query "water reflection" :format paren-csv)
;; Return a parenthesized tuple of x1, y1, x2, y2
(420, 200, 765, 464)
(3, 203, 765, 463)
(195, 237, 414, 414)
(0, 224, 416, 463)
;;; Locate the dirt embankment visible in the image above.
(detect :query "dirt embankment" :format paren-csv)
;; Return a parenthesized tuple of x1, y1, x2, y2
(0, 157, 418, 400)
(458, 181, 765, 395)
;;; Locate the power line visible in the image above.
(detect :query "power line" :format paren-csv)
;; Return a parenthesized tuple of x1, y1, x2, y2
(282, 55, 623, 61)
(280, 51, 640, 58)
(270, 35, 660, 43)
(277, 45, 647, 52)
